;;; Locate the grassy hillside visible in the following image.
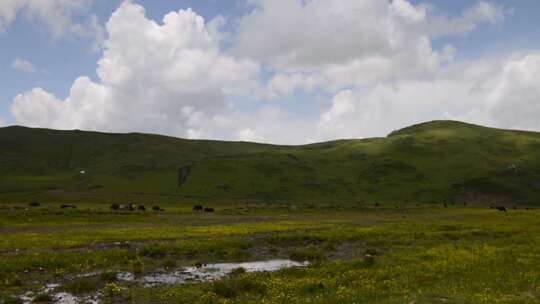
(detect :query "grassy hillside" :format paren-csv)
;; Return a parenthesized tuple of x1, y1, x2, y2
(2, 120, 540, 205)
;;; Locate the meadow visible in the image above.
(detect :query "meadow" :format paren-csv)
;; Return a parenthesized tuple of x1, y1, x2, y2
(1, 201, 539, 304)
(2, 121, 540, 303)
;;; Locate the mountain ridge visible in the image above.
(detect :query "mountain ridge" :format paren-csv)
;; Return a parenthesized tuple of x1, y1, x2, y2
(1, 120, 540, 206)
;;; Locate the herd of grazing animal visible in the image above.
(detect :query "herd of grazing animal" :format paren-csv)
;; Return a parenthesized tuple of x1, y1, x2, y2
(110, 203, 161, 212)
(24, 201, 537, 213)
(193, 204, 215, 213)
(106, 203, 215, 213)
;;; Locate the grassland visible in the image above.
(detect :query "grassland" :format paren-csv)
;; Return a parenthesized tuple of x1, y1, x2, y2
(2, 120, 540, 206)
(1, 121, 540, 303)
(0, 202, 539, 303)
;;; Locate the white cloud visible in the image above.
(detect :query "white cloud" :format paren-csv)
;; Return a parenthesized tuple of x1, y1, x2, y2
(233, 0, 453, 99)
(12, 58, 35, 73)
(230, 106, 317, 144)
(0, 1, 24, 32)
(428, 1, 505, 37)
(234, 0, 507, 100)
(0, 0, 104, 47)
(8, 0, 540, 145)
(11, 1, 259, 139)
(234, 0, 429, 69)
(318, 53, 540, 140)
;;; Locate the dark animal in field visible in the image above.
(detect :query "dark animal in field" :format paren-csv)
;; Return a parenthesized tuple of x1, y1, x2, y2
(513, 206, 517, 210)
(193, 205, 203, 212)
(137, 205, 146, 211)
(160, 208, 165, 212)
(110, 204, 120, 210)
(443, 203, 448, 208)
(204, 207, 215, 213)
(60, 204, 77, 209)
(127, 203, 135, 211)
(152, 206, 160, 211)
(178, 165, 191, 186)
(495, 206, 507, 212)
(28, 202, 41, 207)
(374, 202, 380, 207)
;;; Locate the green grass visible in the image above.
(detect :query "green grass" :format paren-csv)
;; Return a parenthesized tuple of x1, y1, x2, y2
(2, 120, 540, 205)
(1, 121, 540, 303)
(0, 204, 539, 303)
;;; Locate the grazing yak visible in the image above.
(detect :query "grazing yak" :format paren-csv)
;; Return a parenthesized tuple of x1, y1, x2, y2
(110, 203, 120, 210)
(204, 207, 215, 213)
(137, 205, 146, 211)
(60, 204, 77, 209)
(152, 206, 161, 211)
(193, 205, 203, 212)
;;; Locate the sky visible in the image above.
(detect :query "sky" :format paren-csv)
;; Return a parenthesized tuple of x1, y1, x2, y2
(1, 0, 540, 144)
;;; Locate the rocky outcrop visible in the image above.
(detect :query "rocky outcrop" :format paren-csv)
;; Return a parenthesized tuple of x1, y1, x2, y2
(178, 165, 191, 186)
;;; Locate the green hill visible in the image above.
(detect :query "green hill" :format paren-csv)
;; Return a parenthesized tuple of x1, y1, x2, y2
(2, 120, 540, 205)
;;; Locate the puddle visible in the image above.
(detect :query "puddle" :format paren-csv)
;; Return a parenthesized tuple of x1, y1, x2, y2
(18, 259, 307, 303)
(20, 284, 99, 304)
(136, 259, 308, 287)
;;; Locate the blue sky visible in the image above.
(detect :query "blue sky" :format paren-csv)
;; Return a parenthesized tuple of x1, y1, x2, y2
(1, 1, 540, 143)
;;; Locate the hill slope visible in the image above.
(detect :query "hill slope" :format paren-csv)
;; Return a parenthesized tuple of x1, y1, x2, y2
(2, 121, 540, 205)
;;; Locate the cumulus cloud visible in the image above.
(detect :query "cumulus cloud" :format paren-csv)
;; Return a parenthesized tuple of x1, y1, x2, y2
(318, 53, 540, 140)
(234, 0, 430, 69)
(428, 1, 505, 37)
(233, 0, 455, 99)
(11, 1, 259, 139)
(0, 0, 104, 47)
(12, 58, 35, 73)
(9, 0, 540, 144)
(234, 0, 507, 100)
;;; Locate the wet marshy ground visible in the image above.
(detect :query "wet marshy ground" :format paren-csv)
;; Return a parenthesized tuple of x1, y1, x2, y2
(19, 260, 308, 304)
